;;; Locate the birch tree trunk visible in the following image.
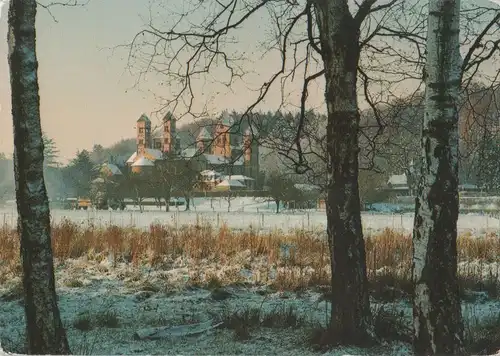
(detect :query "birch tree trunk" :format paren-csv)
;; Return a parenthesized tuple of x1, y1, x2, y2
(7, 0, 71, 353)
(412, 0, 464, 354)
(313, 0, 372, 344)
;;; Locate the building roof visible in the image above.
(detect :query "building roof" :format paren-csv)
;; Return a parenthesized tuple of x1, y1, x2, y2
(387, 174, 408, 186)
(101, 163, 122, 176)
(223, 174, 254, 181)
(126, 152, 137, 164)
(217, 179, 245, 187)
(163, 112, 175, 122)
(137, 114, 151, 123)
(145, 148, 163, 160)
(126, 149, 163, 164)
(131, 157, 155, 167)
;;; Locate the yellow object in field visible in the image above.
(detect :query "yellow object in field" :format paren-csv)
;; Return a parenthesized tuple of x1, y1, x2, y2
(77, 197, 92, 210)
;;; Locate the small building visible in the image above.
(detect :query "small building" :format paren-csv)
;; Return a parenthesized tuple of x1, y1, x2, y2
(199, 169, 223, 190)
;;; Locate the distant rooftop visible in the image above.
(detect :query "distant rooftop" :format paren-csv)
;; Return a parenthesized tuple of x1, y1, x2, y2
(137, 114, 151, 123)
(131, 157, 154, 167)
(163, 112, 175, 122)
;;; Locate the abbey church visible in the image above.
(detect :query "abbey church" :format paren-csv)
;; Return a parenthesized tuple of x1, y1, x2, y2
(125, 111, 260, 184)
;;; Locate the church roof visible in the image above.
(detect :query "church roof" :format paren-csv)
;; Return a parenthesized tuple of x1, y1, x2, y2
(131, 157, 154, 167)
(137, 114, 150, 123)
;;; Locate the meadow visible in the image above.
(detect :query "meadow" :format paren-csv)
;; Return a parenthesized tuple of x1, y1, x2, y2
(1, 218, 500, 355)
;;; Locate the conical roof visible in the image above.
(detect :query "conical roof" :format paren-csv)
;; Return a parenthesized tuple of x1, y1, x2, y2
(137, 114, 151, 123)
(163, 112, 175, 122)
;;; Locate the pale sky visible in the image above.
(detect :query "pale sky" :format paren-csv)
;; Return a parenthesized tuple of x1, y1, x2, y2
(0, 0, 327, 163)
(0, 0, 498, 162)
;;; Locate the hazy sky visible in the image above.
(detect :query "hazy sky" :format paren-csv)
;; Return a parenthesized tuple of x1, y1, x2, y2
(0, 0, 327, 162)
(0, 0, 498, 163)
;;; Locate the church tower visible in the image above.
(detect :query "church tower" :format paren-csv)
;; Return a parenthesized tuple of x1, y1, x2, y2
(162, 112, 176, 154)
(136, 114, 152, 156)
(243, 126, 259, 179)
(213, 111, 234, 158)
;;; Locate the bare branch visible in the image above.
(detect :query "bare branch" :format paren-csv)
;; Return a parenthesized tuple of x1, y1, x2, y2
(37, 0, 88, 23)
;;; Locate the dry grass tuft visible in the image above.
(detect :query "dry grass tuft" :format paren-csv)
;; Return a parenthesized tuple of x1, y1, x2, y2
(221, 304, 305, 341)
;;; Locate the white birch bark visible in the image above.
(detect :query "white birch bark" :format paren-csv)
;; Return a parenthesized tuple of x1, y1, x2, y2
(412, 0, 464, 354)
(7, 0, 71, 353)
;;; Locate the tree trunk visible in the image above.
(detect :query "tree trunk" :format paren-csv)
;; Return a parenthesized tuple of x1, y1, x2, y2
(7, 0, 71, 353)
(275, 199, 280, 214)
(314, 0, 372, 344)
(412, 0, 464, 354)
(138, 198, 143, 213)
(164, 196, 171, 212)
(184, 195, 190, 211)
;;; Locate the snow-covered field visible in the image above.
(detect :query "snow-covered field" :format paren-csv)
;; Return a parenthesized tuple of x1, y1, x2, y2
(1, 197, 499, 235)
(1, 256, 498, 355)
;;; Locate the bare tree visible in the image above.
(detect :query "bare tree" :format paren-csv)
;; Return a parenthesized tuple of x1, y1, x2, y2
(152, 160, 175, 212)
(221, 189, 237, 212)
(128, 172, 149, 212)
(7, 0, 70, 353)
(265, 170, 296, 213)
(412, 0, 464, 353)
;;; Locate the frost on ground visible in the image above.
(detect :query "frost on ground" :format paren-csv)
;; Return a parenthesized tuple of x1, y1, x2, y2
(0, 257, 406, 355)
(1, 254, 499, 355)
